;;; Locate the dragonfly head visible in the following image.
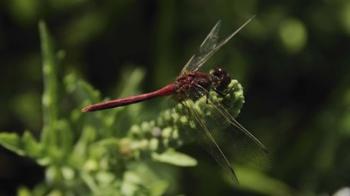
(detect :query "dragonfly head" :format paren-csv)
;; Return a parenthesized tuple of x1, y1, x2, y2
(210, 67, 231, 93)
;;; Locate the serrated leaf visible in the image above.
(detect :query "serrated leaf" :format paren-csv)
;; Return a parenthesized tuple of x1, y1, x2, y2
(152, 149, 197, 167)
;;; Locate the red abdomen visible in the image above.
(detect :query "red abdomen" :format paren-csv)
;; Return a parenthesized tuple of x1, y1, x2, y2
(82, 83, 176, 112)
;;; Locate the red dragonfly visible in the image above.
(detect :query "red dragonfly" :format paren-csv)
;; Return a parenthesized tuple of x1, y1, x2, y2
(82, 16, 267, 183)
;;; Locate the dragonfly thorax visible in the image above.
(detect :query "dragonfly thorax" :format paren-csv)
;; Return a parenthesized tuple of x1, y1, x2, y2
(174, 71, 211, 101)
(174, 68, 231, 101)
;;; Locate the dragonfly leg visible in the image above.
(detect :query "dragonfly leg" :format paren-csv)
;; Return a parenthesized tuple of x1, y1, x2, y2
(205, 91, 210, 104)
(213, 88, 226, 97)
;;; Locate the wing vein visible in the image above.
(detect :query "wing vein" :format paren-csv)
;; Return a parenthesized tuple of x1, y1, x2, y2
(181, 16, 255, 73)
(182, 95, 239, 183)
(194, 84, 268, 153)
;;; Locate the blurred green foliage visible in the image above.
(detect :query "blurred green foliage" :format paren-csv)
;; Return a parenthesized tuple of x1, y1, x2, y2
(1, 0, 350, 195)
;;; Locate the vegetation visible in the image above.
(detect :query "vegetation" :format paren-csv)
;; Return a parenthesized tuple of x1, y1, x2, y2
(1, 0, 350, 195)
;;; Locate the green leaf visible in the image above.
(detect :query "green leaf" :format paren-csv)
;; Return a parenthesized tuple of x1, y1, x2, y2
(39, 21, 60, 147)
(72, 125, 96, 160)
(236, 166, 294, 196)
(0, 131, 42, 158)
(55, 119, 73, 156)
(22, 131, 42, 158)
(0, 132, 25, 156)
(17, 186, 31, 196)
(115, 67, 145, 99)
(122, 164, 169, 196)
(152, 149, 197, 167)
(64, 73, 101, 106)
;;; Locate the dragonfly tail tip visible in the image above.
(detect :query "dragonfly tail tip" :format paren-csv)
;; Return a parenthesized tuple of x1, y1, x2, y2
(81, 106, 91, 112)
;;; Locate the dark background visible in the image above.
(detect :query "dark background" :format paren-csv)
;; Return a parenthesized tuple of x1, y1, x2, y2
(1, 0, 350, 195)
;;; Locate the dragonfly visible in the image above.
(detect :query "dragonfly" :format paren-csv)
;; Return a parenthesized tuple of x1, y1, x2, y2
(82, 16, 267, 183)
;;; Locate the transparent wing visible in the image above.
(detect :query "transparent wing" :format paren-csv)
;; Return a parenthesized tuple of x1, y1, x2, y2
(181, 16, 255, 74)
(193, 84, 268, 153)
(181, 20, 221, 74)
(182, 99, 239, 183)
(213, 100, 268, 152)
